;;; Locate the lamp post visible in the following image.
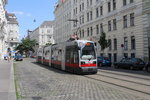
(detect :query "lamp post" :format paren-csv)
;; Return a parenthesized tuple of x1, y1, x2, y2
(68, 19, 80, 40)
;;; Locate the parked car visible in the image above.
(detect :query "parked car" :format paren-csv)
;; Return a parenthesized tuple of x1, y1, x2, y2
(30, 55, 37, 58)
(14, 54, 23, 61)
(146, 61, 150, 72)
(97, 56, 112, 67)
(114, 58, 145, 70)
(4, 55, 8, 60)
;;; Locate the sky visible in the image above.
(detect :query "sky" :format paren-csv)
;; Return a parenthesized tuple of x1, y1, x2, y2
(6, 0, 57, 40)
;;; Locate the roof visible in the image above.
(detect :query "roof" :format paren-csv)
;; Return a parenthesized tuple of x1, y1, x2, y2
(40, 21, 54, 28)
(6, 13, 18, 24)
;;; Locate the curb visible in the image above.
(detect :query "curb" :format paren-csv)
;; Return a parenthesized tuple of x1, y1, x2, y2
(8, 60, 16, 100)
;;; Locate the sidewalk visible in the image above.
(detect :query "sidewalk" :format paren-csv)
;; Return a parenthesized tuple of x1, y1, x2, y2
(0, 60, 16, 100)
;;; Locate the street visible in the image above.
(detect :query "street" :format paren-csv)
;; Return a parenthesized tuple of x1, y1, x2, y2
(14, 58, 150, 100)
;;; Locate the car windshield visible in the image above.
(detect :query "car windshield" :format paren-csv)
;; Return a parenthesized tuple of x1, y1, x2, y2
(130, 58, 143, 62)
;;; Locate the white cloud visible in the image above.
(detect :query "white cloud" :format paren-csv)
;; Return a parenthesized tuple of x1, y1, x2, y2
(12, 11, 31, 17)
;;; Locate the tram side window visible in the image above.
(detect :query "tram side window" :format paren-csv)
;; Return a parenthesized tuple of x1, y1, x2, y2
(58, 50, 62, 61)
(74, 51, 79, 63)
(51, 50, 54, 60)
(66, 48, 70, 63)
(66, 46, 79, 64)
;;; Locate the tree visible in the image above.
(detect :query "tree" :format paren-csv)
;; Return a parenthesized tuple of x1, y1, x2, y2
(15, 38, 37, 55)
(46, 42, 52, 46)
(98, 32, 110, 53)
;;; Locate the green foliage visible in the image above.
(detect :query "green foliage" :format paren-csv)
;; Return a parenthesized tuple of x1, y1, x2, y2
(46, 42, 52, 46)
(98, 32, 110, 51)
(15, 38, 37, 53)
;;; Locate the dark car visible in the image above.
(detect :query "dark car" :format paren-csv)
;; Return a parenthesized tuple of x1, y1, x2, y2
(114, 58, 145, 70)
(97, 56, 112, 67)
(146, 61, 150, 72)
(15, 54, 23, 61)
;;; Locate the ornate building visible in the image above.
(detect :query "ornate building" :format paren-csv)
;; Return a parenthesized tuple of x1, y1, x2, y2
(6, 12, 19, 55)
(0, 0, 8, 59)
(54, 0, 72, 43)
(54, 0, 150, 62)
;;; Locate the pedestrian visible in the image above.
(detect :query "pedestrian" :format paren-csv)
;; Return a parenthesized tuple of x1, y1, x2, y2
(7, 52, 11, 62)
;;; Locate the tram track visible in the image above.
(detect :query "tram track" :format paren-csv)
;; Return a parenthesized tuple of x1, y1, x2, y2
(84, 70, 150, 99)
(96, 73, 150, 87)
(99, 70, 150, 81)
(84, 75, 150, 96)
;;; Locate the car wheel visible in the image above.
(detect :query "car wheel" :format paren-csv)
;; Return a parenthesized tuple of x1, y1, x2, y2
(98, 63, 102, 67)
(114, 65, 119, 69)
(130, 66, 134, 70)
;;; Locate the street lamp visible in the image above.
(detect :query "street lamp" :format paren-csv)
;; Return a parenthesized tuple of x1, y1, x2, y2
(67, 19, 80, 40)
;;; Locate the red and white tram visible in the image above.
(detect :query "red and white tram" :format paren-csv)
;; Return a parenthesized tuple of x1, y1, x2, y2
(36, 40, 97, 74)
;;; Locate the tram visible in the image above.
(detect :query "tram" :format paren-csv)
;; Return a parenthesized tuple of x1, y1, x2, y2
(36, 40, 97, 74)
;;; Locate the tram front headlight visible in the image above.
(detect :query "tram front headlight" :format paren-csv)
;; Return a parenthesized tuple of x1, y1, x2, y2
(93, 61, 96, 64)
(81, 61, 85, 64)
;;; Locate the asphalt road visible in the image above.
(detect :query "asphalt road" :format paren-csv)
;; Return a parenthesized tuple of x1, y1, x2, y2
(14, 58, 150, 100)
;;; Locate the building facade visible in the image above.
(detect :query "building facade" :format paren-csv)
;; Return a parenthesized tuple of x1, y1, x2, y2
(66, 0, 149, 62)
(0, 0, 8, 59)
(54, 0, 72, 43)
(30, 21, 55, 47)
(143, 0, 150, 61)
(6, 12, 19, 55)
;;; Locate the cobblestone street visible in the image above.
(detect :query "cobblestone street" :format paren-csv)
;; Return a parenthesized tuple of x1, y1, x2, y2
(14, 58, 148, 100)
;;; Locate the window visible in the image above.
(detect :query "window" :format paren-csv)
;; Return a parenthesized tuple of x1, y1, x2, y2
(130, 13, 134, 26)
(80, 30, 82, 38)
(108, 20, 111, 31)
(87, 12, 89, 22)
(124, 37, 128, 50)
(82, 3, 84, 10)
(113, 0, 116, 10)
(123, 0, 127, 6)
(124, 53, 128, 58)
(123, 15, 127, 28)
(87, 0, 89, 6)
(96, 24, 99, 34)
(87, 28, 90, 36)
(82, 29, 84, 37)
(114, 53, 117, 62)
(108, 39, 112, 50)
(131, 36, 135, 50)
(90, 27, 93, 36)
(100, 23, 103, 33)
(90, 0, 92, 5)
(96, 8, 99, 18)
(80, 4, 82, 12)
(100, 6, 103, 15)
(82, 15, 84, 24)
(76, 7, 77, 14)
(108, 2, 111, 12)
(131, 53, 135, 58)
(90, 11, 92, 20)
(113, 19, 117, 30)
(130, 0, 133, 3)
(108, 53, 112, 62)
(114, 38, 117, 50)
(73, 9, 75, 15)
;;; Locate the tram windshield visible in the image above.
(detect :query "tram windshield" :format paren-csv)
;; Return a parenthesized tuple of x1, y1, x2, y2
(80, 43, 96, 60)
